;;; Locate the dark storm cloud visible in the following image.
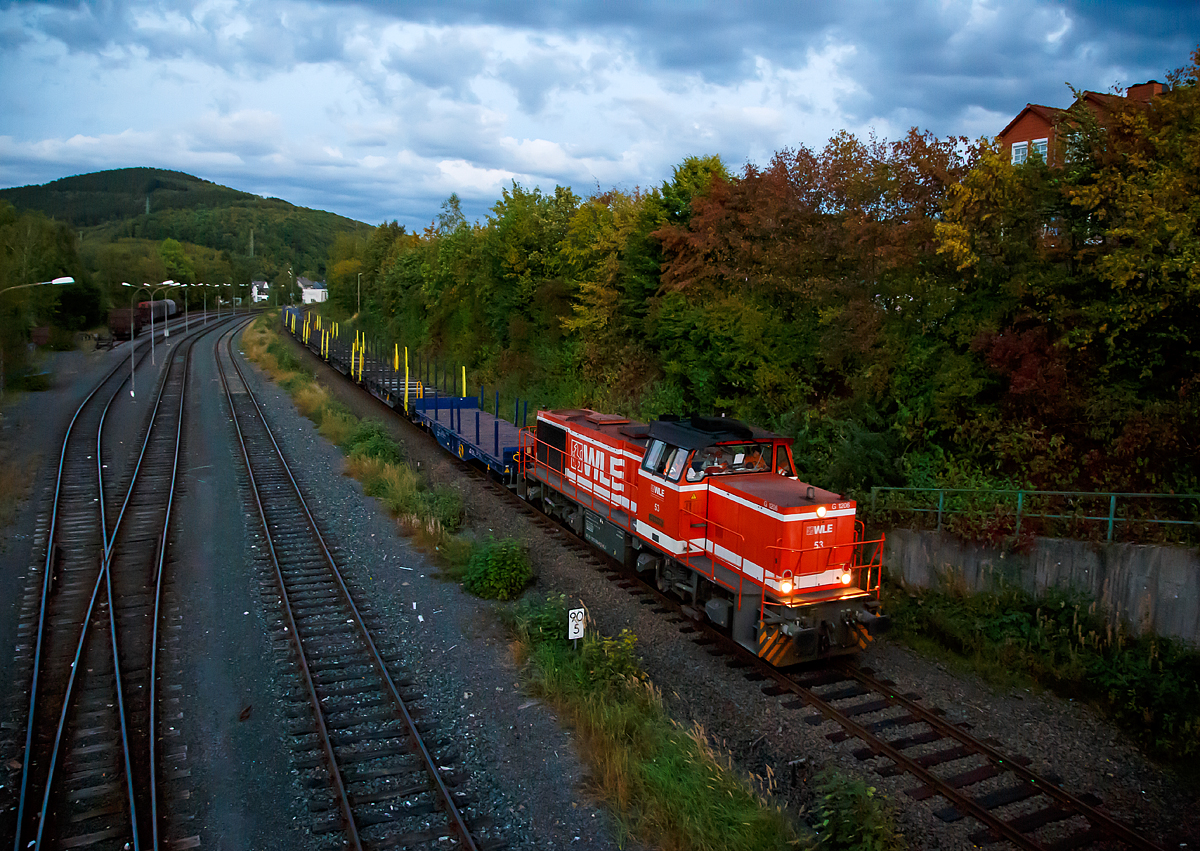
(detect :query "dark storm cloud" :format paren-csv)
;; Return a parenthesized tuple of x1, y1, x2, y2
(334, 0, 839, 82)
(322, 0, 1197, 138)
(381, 31, 488, 98)
(824, 0, 1199, 135)
(494, 49, 589, 114)
(13, 0, 348, 69)
(3, 0, 1196, 227)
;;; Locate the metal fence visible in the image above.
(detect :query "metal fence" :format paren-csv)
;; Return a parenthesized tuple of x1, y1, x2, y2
(868, 487, 1200, 544)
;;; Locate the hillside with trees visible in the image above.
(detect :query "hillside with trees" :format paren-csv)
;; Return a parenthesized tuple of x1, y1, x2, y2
(1, 167, 371, 384)
(1, 167, 373, 292)
(328, 50, 1200, 507)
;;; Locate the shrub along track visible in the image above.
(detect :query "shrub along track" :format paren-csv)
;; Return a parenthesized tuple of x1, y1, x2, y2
(216, 321, 502, 850)
(6, 314, 235, 849)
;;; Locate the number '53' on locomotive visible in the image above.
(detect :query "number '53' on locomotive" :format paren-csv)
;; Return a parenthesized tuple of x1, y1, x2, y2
(517, 409, 889, 666)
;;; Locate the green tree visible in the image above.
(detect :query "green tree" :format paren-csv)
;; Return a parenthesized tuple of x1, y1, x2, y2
(159, 237, 195, 283)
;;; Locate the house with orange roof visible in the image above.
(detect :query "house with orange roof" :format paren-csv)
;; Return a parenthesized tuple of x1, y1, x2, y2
(997, 81, 1163, 166)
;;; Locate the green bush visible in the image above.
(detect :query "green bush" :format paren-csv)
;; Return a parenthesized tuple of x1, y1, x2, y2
(418, 484, 463, 533)
(341, 419, 405, 464)
(582, 628, 641, 688)
(266, 337, 302, 372)
(813, 770, 905, 851)
(513, 594, 570, 643)
(463, 537, 532, 600)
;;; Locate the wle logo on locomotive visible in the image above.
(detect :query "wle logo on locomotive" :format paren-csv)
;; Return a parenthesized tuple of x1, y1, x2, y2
(570, 441, 626, 494)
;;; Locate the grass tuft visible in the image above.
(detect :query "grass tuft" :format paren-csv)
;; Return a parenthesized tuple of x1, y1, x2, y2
(342, 419, 406, 465)
(812, 769, 905, 850)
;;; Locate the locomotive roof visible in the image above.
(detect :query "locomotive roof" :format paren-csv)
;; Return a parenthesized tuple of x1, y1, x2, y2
(541, 409, 787, 451)
(647, 415, 786, 451)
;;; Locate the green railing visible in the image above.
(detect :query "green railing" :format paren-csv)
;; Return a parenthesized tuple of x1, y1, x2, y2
(868, 487, 1200, 544)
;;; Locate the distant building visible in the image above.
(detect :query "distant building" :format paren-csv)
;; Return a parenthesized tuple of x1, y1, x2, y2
(298, 277, 328, 304)
(251, 280, 270, 303)
(997, 81, 1163, 166)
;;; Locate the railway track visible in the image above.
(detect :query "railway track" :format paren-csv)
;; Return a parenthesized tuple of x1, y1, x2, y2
(8, 315, 228, 849)
(216, 322, 501, 850)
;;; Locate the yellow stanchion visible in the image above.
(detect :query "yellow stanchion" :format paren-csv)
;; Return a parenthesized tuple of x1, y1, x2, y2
(461, 366, 466, 397)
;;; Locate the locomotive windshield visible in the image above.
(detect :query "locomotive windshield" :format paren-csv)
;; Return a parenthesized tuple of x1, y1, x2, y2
(686, 442, 782, 480)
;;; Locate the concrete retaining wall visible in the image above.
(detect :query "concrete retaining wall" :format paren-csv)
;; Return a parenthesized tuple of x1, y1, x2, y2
(884, 529, 1200, 647)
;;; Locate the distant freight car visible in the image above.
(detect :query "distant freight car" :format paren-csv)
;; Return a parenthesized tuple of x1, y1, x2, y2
(108, 308, 143, 340)
(137, 299, 178, 325)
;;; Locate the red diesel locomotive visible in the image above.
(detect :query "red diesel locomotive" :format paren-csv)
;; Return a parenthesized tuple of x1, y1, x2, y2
(518, 410, 888, 665)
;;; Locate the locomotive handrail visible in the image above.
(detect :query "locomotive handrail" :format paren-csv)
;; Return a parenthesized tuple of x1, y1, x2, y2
(678, 501, 744, 571)
(518, 426, 566, 481)
(765, 533, 886, 597)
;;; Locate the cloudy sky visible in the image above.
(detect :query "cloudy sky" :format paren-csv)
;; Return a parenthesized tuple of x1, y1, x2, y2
(1, 1, 1196, 229)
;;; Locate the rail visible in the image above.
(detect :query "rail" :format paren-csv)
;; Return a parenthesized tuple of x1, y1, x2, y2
(869, 486, 1200, 543)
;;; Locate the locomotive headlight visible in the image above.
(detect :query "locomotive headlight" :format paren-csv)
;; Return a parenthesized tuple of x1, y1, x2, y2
(780, 577, 793, 594)
(840, 571, 853, 585)
(816, 505, 827, 517)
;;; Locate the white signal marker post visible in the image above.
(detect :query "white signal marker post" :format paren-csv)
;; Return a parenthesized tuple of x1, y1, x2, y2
(568, 607, 586, 648)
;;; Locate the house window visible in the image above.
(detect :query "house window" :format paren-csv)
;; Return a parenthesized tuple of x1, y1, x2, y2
(1031, 138, 1048, 161)
(1011, 141, 1028, 165)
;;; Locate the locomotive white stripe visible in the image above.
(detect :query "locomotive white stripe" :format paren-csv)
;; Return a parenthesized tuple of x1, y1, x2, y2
(565, 468, 632, 511)
(634, 521, 848, 593)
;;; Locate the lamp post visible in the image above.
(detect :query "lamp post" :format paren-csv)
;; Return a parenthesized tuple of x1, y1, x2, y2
(124, 280, 174, 365)
(0, 276, 74, 401)
(121, 283, 150, 398)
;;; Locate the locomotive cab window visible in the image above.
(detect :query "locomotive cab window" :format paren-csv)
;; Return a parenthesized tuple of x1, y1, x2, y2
(689, 442, 775, 477)
(774, 445, 796, 477)
(642, 439, 689, 482)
